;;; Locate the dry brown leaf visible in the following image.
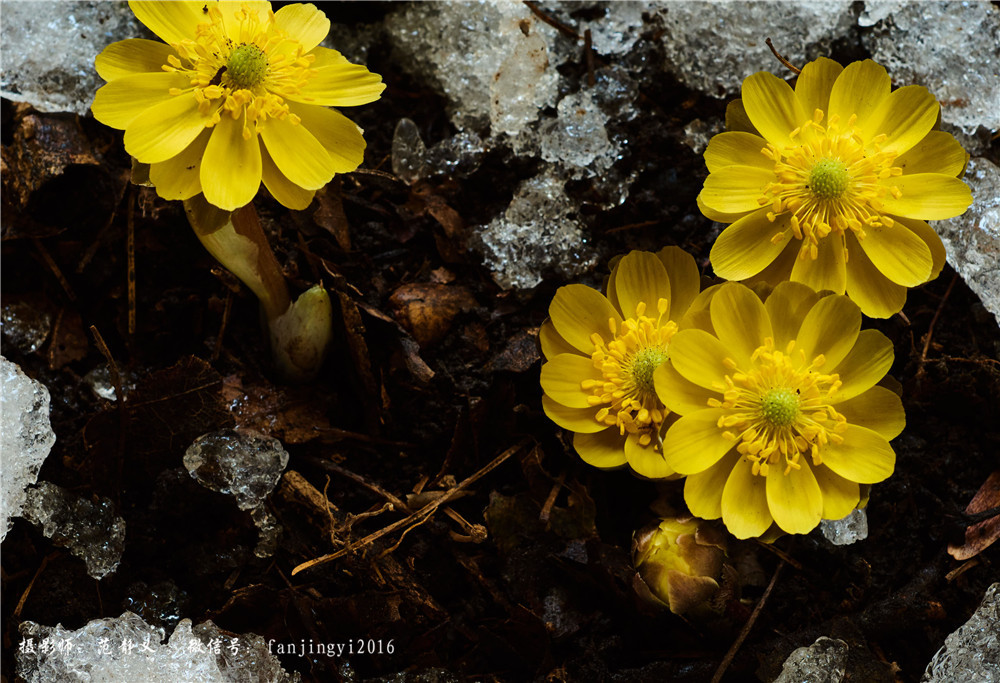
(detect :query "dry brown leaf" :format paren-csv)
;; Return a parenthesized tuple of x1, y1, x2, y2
(948, 470, 1000, 561)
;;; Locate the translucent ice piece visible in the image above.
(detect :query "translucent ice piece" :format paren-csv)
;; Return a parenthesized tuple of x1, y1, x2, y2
(923, 583, 1000, 682)
(1, 355, 56, 540)
(540, 90, 619, 175)
(20, 482, 125, 580)
(16, 612, 301, 683)
(774, 637, 848, 683)
(0, 2, 147, 115)
(820, 508, 869, 546)
(1, 301, 52, 354)
(392, 118, 428, 185)
(183, 429, 289, 511)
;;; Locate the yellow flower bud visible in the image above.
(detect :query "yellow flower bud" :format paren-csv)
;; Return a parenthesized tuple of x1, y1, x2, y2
(632, 516, 726, 616)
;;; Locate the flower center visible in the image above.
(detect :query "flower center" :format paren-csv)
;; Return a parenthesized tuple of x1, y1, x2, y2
(707, 338, 848, 477)
(161, 4, 316, 135)
(759, 388, 800, 426)
(756, 108, 904, 261)
(226, 44, 269, 90)
(581, 300, 677, 447)
(808, 158, 849, 199)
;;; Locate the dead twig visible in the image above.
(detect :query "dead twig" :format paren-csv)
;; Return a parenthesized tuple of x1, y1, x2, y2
(584, 29, 596, 87)
(711, 560, 785, 683)
(307, 456, 410, 512)
(127, 186, 137, 340)
(33, 239, 76, 302)
(13, 552, 60, 621)
(539, 470, 567, 524)
(523, 1, 579, 39)
(755, 539, 803, 571)
(89, 324, 128, 497)
(765, 38, 801, 75)
(292, 439, 528, 575)
(917, 273, 959, 379)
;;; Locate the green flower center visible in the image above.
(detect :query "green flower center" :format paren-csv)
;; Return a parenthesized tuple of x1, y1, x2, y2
(808, 158, 850, 200)
(630, 347, 670, 395)
(759, 388, 800, 427)
(226, 44, 268, 90)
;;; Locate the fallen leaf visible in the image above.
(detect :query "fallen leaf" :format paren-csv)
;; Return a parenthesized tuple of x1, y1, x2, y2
(948, 470, 1000, 561)
(389, 282, 476, 347)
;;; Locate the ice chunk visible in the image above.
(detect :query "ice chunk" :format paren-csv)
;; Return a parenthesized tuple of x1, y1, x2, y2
(82, 364, 135, 402)
(861, 1, 1000, 151)
(774, 637, 848, 683)
(424, 130, 486, 179)
(474, 170, 597, 290)
(250, 506, 281, 559)
(652, 2, 855, 97)
(1, 355, 56, 540)
(820, 508, 869, 546)
(1, 301, 52, 354)
(20, 482, 125, 580)
(385, 1, 561, 134)
(123, 581, 189, 631)
(183, 429, 289, 511)
(681, 118, 725, 156)
(0, 1, 148, 115)
(16, 611, 301, 683)
(540, 90, 619, 175)
(923, 583, 1000, 682)
(579, 2, 649, 56)
(392, 118, 428, 185)
(933, 158, 1000, 327)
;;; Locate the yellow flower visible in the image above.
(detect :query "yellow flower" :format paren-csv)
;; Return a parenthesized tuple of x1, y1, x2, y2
(92, 1, 384, 211)
(698, 58, 972, 318)
(632, 516, 726, 616)
(540, 247, 703, 478)
(654, 281, 903, 539)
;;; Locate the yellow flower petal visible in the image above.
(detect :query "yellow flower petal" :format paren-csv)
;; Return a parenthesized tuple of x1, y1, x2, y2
(721, 461, 773, 539)
(96, 38, 177, 81)
(548, 284, 622, 355)
(148, 128, 211, 200)
(858, 220, 933, 287)
(820, 424, 895, 484)
(703, 132, 770, 173)
(828, 59, 891, 127)
(790, 232, 847, 294)
(710, 209, 792, 281)
(795, 293, 861, 370)
(200, 112, 262, 211)
(725, 98, 759, 135)
(654, 362, 715, 416)
(878, 173, 973, 220)
(216, 1, 272, 41)
(91, 72, 194, 129)
(123, 91, 208, 164)
(685, 450, 741, 520)
(764, 281, 821, 349)
(747, 239, 797, 288)
(625, 434, 675, 479)
(895, 216, 946, 280)
(287, 46, 385, 107)
(794, 57, 843, 116)
(260, 143, 315, 210)
(541, 353, 603, 409)
(542, 395, 605, 434)
(260, 116, 333, 190)
(741, 71, 808, 148)
(812, 465, 860, 520)
(678, 284, 723, 335)
(289, 102, 366, 174)
(128, 1, 209, 46)
(662, 408, 735, 475)
(273, 2, 331, 53)
(830, 329, 894, 402)
(612, 251, 671, 319)
(860, 84, 938, 157)
(700, 166, 774, 215)
(835, 386, 905, 440)
(896, 130, 968, 178)
(766, 462, 823, 535)
(668, 328, 731, 390)
(844, 232, 908, 318)
(697, 193, 752, 224)
(573, 429, 627, 469)
(709, 283, 772, 368)
(539, 320, 577, 361)
(656, 246, 701, 321)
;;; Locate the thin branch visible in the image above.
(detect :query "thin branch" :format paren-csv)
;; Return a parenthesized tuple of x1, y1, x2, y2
(765, 38, 801, 75)
(711, 560, 785, 683)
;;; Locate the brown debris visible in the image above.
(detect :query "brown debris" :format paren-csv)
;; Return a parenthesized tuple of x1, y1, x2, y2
(389, 282, 476, 348)
(948, 470, 1000, 561)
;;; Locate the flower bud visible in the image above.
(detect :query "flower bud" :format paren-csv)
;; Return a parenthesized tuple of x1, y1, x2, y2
(632, 516, 726, 616)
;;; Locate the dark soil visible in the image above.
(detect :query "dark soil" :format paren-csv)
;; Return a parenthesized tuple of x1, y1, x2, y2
(2, 3, 999, 682)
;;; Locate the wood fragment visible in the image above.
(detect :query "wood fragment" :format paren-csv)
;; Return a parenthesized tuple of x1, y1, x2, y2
(33, 238, 76, 301)
(918, 273, 958, 380)
(292, 439, 528, 575)
(13, 552, 59, 621)
(523, 1, 580, 39)
(765, 38, 801, 75)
